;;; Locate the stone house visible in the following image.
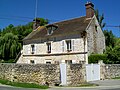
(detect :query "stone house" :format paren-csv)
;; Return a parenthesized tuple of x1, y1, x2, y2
(17, 2, 105, 64)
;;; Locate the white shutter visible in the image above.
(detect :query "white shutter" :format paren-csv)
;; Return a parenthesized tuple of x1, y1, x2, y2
(62, 41, 65, 52)
(72, 40, 75, 51)
(28, 45, 31, 54)
(34, 44, 36, 54)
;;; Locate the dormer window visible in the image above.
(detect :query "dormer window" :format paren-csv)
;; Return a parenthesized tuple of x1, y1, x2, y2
(47, 27, 53, 35)
(46, 24, 58, 35)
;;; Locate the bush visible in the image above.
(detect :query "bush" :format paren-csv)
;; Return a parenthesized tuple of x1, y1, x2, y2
(88, 54, 107, 64)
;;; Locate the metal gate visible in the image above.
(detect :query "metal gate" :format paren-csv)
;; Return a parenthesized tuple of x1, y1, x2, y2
(86, 64, 100, 82)
(60, 63, 67, 85)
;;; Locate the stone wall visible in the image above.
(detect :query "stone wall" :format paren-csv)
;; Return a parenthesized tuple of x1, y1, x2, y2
(87, 16, 105, 55)
(67, 64, 85, 86)
(104, 64, 120, 79)
(0, 63, 86, 86)
(0, 63, 60, 86)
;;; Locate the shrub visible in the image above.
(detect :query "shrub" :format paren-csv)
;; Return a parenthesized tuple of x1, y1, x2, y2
(88, 54, 107, 64)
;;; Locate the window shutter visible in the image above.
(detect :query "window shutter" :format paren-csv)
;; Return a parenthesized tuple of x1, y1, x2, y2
(28, 45, 31, 54)
(72, 40, 75, 51)
(34, 44, 36, 54)
(62, 41, 65, 52)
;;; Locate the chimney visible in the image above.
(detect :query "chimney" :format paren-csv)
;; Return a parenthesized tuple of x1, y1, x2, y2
(85, 2, 94, 18)
(33, 18, 41, 30)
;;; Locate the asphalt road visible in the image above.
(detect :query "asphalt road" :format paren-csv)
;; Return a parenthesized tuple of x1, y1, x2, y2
(0, 80, 120, 90)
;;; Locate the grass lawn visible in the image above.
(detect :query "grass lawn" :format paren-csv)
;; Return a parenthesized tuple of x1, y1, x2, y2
(112, 77, 120, 79)
(0, 79, 49, 89)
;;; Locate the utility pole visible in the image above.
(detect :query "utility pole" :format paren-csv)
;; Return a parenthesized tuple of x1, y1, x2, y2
(35, 0, 38, 21)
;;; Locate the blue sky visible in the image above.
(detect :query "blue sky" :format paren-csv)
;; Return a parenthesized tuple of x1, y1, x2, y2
(0, 0, 120, 37)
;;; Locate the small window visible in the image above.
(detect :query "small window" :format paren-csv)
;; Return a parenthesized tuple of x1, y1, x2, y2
(30, 60, 35, 64)
(95, 25, 97, 32)
(45, 59, 52, 64)
(46, 62, 51, 64)
(31, 44, 35, 54)
(53, 37, 56, 42)
(47, 43, 51, 53)
(47, 25, 58, 35)
(65, 60, 72, 64)
(47, 27, 53, 35)
(55, 61, 59, 64)
(66, 40, 72, 52)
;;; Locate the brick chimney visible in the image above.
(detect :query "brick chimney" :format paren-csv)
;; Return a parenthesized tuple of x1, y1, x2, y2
(85, 2, 94, 18)
(33, 18, 41, 30)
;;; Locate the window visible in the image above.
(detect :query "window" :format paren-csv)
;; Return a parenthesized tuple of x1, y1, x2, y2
(45, 59, 52, 64)
(30, 60, 35, 64)
(55, 61, 59, 64)
(48, 29, 53, 35)
(46, 62, 51, 64)
(47, 43, 51, 53)
(53, 37, 56, 42)
(47, 27, 53, 35)
(31, 44, 35, 54)
(65, 60, 72, 64)
(66, 40, 72, 52)
(95, 25, 97, 32)
(47, 25, 58, 35)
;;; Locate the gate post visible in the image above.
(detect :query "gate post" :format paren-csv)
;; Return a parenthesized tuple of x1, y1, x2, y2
(60, 63, 67, 85)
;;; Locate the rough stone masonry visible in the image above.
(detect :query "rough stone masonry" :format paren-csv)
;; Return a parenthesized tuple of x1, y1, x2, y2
(0, 63, 85, 86)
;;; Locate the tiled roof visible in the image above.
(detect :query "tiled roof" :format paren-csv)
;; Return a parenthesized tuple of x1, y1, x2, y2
(24, 16, 91, 41)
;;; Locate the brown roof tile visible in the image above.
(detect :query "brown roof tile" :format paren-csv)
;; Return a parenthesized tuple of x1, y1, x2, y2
(24, 16, 91, 41)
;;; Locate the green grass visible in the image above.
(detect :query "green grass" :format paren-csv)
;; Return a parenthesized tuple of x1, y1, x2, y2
(112, 77, 120, 79)
(0, 79, 49, 89)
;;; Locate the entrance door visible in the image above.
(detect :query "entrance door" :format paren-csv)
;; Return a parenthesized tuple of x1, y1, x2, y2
(60, 63, 67, 85)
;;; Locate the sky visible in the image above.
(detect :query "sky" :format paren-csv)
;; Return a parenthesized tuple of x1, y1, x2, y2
(0, 0, 120, 37)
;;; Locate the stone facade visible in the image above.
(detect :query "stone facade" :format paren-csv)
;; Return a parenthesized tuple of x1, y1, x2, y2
(87, 16, 105, 55)
(18, 33, 88, 64)
(0, 63, 86, 86)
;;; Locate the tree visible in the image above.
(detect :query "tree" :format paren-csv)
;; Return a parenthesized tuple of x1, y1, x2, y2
(95, 9, 106, 30)
(105, 44, 120, 64)
(0, 33, 21, 61)
(103, 30, 116, 47)
(0, 17, 48, 62)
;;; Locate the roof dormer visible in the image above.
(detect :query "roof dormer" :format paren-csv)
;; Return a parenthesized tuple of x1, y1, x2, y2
(46, 24, 58, 35)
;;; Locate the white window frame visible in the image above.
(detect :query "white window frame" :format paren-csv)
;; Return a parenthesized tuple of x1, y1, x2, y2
(31, 44, 35, 54)
(47, 42, 51, 53)
(66, 40, 72, 52)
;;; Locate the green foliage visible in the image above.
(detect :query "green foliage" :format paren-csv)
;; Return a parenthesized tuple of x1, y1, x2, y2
(0, 33, 21, 60)
(95, 9, 106, 30)
(88, 54, 107, 64)
(103, 30, 116, 47)
(0, 79, 49, 89)
(105, 39, 120, 64)
(0, 18, 48, 62)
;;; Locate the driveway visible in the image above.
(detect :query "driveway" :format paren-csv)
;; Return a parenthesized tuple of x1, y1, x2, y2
(89, 79, 120, 86)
